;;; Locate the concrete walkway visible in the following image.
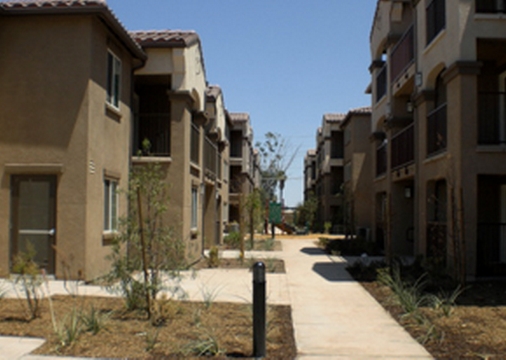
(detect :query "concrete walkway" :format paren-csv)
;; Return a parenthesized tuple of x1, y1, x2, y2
(0, 238, 433, 359)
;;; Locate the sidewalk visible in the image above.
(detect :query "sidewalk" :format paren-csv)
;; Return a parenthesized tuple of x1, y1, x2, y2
(0, 238, 433, 359)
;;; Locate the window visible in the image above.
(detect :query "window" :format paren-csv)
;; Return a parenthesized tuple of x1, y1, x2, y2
(191, 187, 198, 229)
(104, 179, 118, 232)
(476, 0, 506, 13)
(426, 0, 445, 45)
(107, 51, 121, 108)
(427, 71, 447, 156)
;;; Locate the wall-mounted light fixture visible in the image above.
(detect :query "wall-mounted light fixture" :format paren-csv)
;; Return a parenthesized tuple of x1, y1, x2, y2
(405, 186, 412, 198)
(406, 101, 413, 113)
(415, 72, 422, 87)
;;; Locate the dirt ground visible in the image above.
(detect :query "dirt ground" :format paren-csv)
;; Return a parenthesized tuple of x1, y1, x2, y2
(0, 295, 297, 359)
(360, 281, 506, 359)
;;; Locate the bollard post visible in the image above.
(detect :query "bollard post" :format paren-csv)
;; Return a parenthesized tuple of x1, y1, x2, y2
(253, 261, 266, 359)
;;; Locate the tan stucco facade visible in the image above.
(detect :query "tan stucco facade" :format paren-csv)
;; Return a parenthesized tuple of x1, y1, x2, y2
(0, 7, 144, 280)
(370, 0, 506, 278)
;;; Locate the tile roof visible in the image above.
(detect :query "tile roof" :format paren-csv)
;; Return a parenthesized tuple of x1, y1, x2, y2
(0, 0, 146, 60)
(341, 106, 372, 128)
(205, 85, 222, 101)
(130, 30, 200, 48)
(229, 112, 250, 122)
(323, 113, 346, 123)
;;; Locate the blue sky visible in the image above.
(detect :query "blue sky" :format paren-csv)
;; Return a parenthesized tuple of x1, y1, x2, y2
(107, 0, 378, 207)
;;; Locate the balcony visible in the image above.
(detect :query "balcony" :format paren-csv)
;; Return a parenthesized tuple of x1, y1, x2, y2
(376, 65, 387, 103)
(427, 103, 447, 157)
(391, 123, 414, 170)
(191, 123, 200, 165)
(376, 142, 387, 177)
(479, 92, 506, 145)
(476, 0, 506, 13)
(390, 26, 414, 83)
(204, 136, 217, 179)
(135, 113, 171, 156)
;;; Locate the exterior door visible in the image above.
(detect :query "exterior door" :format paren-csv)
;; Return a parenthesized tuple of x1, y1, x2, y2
(10, 175, 56, 274)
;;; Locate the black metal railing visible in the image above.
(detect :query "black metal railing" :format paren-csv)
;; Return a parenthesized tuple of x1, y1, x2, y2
(478, 92, 506, 145)
(426, 222, 447, 266)
(376, 65, 387, 102)
(204, 136, 217, 178)
(476, 0, 506, 13)
(391, 25, 414, 82)
(135, 113, 171, 156)
(426, 0, 446, 45)
(391, 123, 414, 169)
(376, 142, 387, 177)
(191, 123, 200, 165)
(477, 223, 506, 276)
(427, 103, 447, 157)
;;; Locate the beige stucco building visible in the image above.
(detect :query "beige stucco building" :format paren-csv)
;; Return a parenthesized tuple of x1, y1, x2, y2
(341, 107, 373, 239)
(0, 1, 236, 281)
(0, 0, 146, 280)
(370, 0, 506, 279)
(304, 114, 345, 232)
(228, 113, 259, 224)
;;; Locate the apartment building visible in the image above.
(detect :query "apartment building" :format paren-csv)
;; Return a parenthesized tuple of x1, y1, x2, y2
(130, 30, 230, 260)
(310, 114, 345, 232)
(341, 107, 373, 240)
(228, 113, 259, 224)
(303, 149, 316, 202)
(370, 0, 506, 279)
(0, 0, 146, 280)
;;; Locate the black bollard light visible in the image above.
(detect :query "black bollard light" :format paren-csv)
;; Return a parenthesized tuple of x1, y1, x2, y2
(253, 261, 266, 359)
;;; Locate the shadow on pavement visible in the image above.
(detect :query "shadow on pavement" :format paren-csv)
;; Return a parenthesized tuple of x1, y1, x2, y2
(300, 247, 326, 256)
(312, 262, 354, 282)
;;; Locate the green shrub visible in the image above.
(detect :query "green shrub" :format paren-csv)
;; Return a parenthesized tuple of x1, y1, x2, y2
(223, 231, 241, 249)
(207, 246, 220, 268)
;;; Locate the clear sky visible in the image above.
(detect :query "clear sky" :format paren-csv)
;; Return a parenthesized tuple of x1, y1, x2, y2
(107, 0, 378, 207)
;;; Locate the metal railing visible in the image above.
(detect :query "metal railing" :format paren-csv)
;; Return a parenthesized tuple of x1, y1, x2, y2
(427, 103, 447, 157)
(391, 123, 414, 169)
(390, 25, 414, 82)
(376, 65, 387, 102)
(136, 113, 171, 156)
(204, 136, 217, 178)
(191, 123, 200, 165)
(478, 92, 506, 145)
(476, 0, 506, 13)
(426, 222, 447, 266)
(477, 223, 506, 276)
(376, 142, 387, 177)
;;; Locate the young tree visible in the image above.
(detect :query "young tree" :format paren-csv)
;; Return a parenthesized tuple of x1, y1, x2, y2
(106, 161, 185, 320)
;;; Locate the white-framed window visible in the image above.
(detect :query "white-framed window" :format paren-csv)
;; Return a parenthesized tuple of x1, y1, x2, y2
(107, 51, 121, 108)
(104, 178, 118, 232)
(191, 187, 198, 229)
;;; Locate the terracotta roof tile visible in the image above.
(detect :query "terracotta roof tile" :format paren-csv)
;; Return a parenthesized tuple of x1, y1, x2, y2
(130, 30, 200, 48)
(229, 112, 250, 122)
(1, 0, 106, 10)
(323, 113, 346, 123)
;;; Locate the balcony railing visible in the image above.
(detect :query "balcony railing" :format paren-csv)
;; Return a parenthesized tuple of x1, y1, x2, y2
(204, 136, 217, 179)
(376, 142, 387, 177)
(191, 123, 200, 165)
(477, 223, 506, 276)
(135, 113, 171, 156)
(426, 222, 447, 266)
(427, 103, 447, 157)
(391, 123, 414, 170)
(376, 65, 387, 102)
(390, 26, 414, 82)
(478, 92, 506, 145)
(476, 0, 506, 13)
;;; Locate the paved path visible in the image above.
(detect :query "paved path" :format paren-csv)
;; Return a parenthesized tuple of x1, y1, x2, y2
(282, 239, 432, 359)
(0, 238, 433, 359)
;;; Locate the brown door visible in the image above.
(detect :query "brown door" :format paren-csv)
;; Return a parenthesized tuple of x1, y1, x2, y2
(10, 175, 56, 274)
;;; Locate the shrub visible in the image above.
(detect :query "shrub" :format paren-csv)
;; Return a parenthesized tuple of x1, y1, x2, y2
(207, 246, 220, 268)
(223, 231, 241, 249)
(324, 238, 381, 256)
